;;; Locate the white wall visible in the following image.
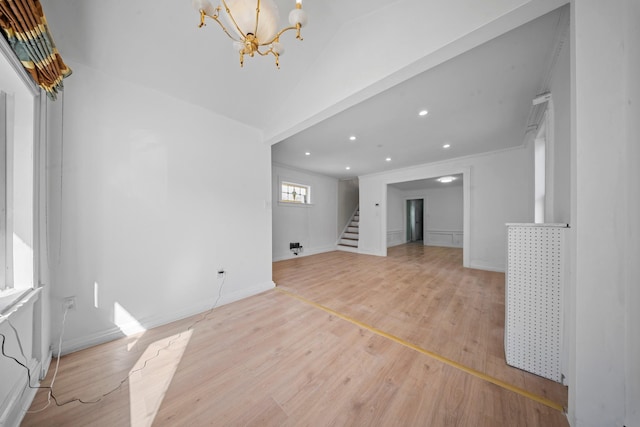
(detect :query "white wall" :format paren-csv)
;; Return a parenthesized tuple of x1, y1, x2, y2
(413, 186, 463, 231)
(47, 61, 274, 353)
(570, 1, 640, 426)
(337, 178, 358, 235)
(625, 2, 640, 424)
(386, 185, 464, 248)
(386, 185, 405, 247)
(272, 164, 338, 261)
(549, 29, 571, 224)
(360, 146, 533, 272)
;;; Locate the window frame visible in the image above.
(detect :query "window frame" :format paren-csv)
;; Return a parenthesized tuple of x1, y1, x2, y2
(1, 92, 7, 291)
(278, 179, 313, 206)
(0, 36, 42, 307)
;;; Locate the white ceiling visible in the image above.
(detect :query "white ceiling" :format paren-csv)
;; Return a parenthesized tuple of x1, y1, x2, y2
(42, 0, 402, 131)
(41, 1, 568, 181)
(390, 174, 463, 191)
(272, 7, 568, 179)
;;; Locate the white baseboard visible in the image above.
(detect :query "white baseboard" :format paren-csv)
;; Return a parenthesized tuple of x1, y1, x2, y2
(60, 281, 276, 355)
(0, 358, 41, 427)
(468, 261, 505, 273)
(424, 242, 463, 248)
(272, 245, 337, 262)
(356, 248, 385, 257)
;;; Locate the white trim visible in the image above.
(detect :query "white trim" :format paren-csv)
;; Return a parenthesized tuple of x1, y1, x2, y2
(0, 36, 39, 96)
(360, 145, 521, 180)
(0, 287, 41, 322)
(545, 98, 556, 221)
(59, 281, 276, 355)
(356, 247, 385, 257)
(379, 166, 471, 268)
(468, 261, 505, 273)
(424, 230, 464, 248)
(272, 245, 337, 262)
(276, 201, 314, 208)
(0, 288, 42, 427)
(0, 357, 41, 427)
(278, 178, 311, 205)
(386, 229, 404, 248)
(403, 197, 424, 243)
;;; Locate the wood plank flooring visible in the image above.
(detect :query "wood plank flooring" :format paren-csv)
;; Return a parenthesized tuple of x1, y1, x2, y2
(22, 244, 568, 426)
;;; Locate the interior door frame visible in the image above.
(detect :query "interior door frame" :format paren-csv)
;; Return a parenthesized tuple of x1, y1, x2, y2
(405, 198, 424, 242)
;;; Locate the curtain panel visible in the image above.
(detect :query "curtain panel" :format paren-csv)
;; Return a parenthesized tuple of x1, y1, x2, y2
(0, 0, 71, 99)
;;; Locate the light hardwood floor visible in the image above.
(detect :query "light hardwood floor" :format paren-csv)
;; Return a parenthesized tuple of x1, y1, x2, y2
(23, 244, 568, 426)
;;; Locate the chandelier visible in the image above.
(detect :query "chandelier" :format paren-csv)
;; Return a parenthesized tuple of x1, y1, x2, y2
(192, 0, 308, 68)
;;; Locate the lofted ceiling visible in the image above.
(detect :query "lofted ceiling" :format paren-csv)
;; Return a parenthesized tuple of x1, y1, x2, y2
(41, 1, 569, 181)
(42, 0, 402, 131)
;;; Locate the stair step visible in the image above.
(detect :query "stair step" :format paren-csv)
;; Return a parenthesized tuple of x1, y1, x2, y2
(350, 221, 359, 227)
(353, 215, 359, 221)
(343, 232, 359, 239)
(347, 226, 359, 233)
(336, 245, 358, 253)
(339, 238, 358, 247)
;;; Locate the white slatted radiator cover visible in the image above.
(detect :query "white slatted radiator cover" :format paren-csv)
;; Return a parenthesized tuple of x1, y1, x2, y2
(505, 223, 567, 383)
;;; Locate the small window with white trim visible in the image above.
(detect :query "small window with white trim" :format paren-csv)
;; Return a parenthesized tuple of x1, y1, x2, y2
(280, 181, 311, 204)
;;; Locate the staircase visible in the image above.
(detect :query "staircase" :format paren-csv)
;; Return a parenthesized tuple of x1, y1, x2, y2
(337, 207, 359, 253)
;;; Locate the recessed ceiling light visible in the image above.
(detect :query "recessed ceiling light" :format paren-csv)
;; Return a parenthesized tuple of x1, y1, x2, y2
(437, 176, 456, 183)
(443, 144, 451, 149)
(349, 136, 357, 141)
(345, 166, 351, 170)
(385, 157, 392, 162)
(419, 110, 428, 116)
(305, 152, 311, 156)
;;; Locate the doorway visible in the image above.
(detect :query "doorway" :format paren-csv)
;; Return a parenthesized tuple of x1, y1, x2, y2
(406, 199, 424, 242)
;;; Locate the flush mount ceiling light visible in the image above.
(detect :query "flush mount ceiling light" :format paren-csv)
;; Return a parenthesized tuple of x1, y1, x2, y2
(345, 166, 351, 170)
(349, 136, 357, 141)
(443, 143, 451, 149)
(385, 157, 392, 162)
(419, 110, 429, 116)
(437, 176, 456, 183)
(304, 152, 311, 156)
(192, 0, 308, 68)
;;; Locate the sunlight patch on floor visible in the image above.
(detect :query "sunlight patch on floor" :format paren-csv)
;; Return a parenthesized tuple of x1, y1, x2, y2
(129, 329, 193, 427)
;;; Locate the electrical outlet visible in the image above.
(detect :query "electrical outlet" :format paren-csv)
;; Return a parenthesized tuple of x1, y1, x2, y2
(63, 296, 76, 311)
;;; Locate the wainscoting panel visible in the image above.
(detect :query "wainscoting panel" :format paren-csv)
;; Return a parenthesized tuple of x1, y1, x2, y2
(425, 230, 463, 248)
(386, 230, 405, 247)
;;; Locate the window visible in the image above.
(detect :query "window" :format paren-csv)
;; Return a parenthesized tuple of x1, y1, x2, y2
(280, 181, 311, 204)
(534, 102, 555, 224)
(1, 46, 37, 302)
(534, 122, 546, 223)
